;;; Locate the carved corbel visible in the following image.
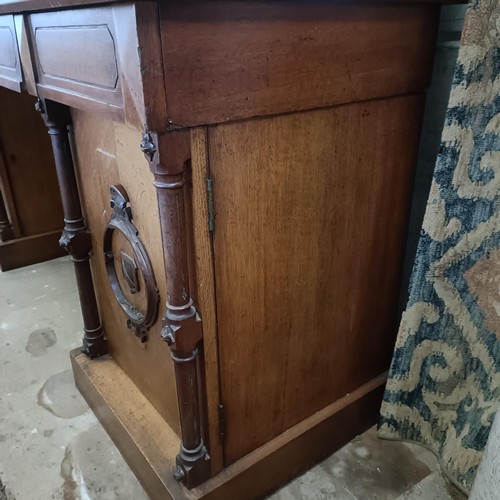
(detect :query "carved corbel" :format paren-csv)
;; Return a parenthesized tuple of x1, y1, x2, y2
(140, 130, 210, 489)
(36, 98, 107, 359)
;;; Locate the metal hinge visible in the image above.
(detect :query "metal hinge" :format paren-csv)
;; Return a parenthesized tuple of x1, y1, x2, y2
(207, 177, 214, 233)
(218, 403, 226, 439)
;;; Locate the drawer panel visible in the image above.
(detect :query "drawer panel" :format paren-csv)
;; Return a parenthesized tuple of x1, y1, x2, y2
(29, 7, 124, 113)
(0, 15, 23, 92)
(35, 26, 119, 90)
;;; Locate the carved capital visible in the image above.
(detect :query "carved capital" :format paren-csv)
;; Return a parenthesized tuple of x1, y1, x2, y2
(161, 301, 201, 348)
(139, 131, 157, 162)
(59, 227, 92, 262)
(35, 98, 71, 131)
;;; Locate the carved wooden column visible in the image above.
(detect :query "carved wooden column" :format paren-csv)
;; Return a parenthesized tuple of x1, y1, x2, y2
(0, 190, 13, 242)
(36, 98, 107, 359)
(141, 130, 210, 489)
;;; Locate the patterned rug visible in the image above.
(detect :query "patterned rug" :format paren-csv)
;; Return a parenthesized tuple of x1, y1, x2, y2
(379, 0, 500, 493)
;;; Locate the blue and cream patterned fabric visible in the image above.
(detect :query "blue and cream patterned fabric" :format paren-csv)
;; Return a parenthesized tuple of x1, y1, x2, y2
(379, 0, 500, 493)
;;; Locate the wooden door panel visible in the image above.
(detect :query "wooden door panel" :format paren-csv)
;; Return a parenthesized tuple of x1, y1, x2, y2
(209, 95, 424, 465)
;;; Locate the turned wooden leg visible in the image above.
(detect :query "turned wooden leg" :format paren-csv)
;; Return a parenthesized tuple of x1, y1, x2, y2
(36, 98, 107, 359)
(0, 188, 13, 242)
(141, 130, 210, 489)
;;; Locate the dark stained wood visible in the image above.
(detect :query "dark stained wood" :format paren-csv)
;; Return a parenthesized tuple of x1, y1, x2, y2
(0, 15, 22, 92)
(209, 95, 424, 464)
(160, 2, 438, 127)
(38, 98, 107, 358)
(0, 86, 65, 268)
(144, 130, 211, 489)
(0, 230, 64, 270)
(0, 184, 13, 242)
(0, 0, 467, 16)
(12, 2, 441, 130)
(0, 0, 117, 13)
(29, 8, 124, 110)
(13, 14, 37, 95)
(114, 1, 168, 131)
(0, 140, 20, 239)
(72, 347, 385, 500)
(27, 3, 168, 130)
(0, 86, 63, 237)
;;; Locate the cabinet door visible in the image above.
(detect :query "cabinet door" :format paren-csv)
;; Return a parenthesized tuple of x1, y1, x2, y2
(209, 95, 424, 465)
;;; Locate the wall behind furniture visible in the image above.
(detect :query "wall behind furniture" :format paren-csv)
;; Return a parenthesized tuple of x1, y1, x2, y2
(399, 5, 468, 312)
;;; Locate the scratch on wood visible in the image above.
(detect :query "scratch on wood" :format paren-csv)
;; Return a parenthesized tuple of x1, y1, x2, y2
(95, 148, 115, 159)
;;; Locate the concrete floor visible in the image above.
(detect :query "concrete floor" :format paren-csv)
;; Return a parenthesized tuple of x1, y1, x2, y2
(0, 257, 467, 500)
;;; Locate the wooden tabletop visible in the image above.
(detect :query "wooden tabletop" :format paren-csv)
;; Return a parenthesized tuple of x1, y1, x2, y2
(0, 0, 118, 14)
(0, 0, 465, 15)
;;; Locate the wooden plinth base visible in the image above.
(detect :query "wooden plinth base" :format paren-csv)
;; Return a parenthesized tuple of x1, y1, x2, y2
(71, 349, 386, 500)
(0, 230, 66, 271)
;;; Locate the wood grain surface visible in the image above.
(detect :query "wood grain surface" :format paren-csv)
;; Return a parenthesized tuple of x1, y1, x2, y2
(195, 374, 386, 500)
(35, 26, 118, 88)
(190, 127, 224, 475)
(25, 3, 168, 130)
(0, 0, 465, 15)
(72, 346, 385, 499)
(0, 129, 20, 238)
(0, 229, 64, 271)
(71, 108, 181, 435)
(160, 1, 438, 126)
(13, 14, 37, 95)
(71, 349, 191, 500)
(209, 95, 424, 464)
(0, 87, 63, 237)
(118, 1, 168, 131)
(29, 8, 123, 108)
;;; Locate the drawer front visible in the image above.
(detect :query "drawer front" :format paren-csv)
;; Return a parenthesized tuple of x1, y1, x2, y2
(160, 3, 439, 126)
(0, 15, 22, 92)
(29, 7, 124, 115)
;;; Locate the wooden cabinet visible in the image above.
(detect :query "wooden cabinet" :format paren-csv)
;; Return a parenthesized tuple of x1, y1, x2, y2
(0, 87, 64, 271)
(0, 12, 65, 270)
(0, 0, 452, 497)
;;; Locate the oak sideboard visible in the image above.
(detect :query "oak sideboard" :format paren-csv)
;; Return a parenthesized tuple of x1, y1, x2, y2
(0, 1, 450, 497)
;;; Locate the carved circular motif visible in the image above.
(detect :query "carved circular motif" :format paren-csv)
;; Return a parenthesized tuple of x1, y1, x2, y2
(103, 185, 159, 342)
